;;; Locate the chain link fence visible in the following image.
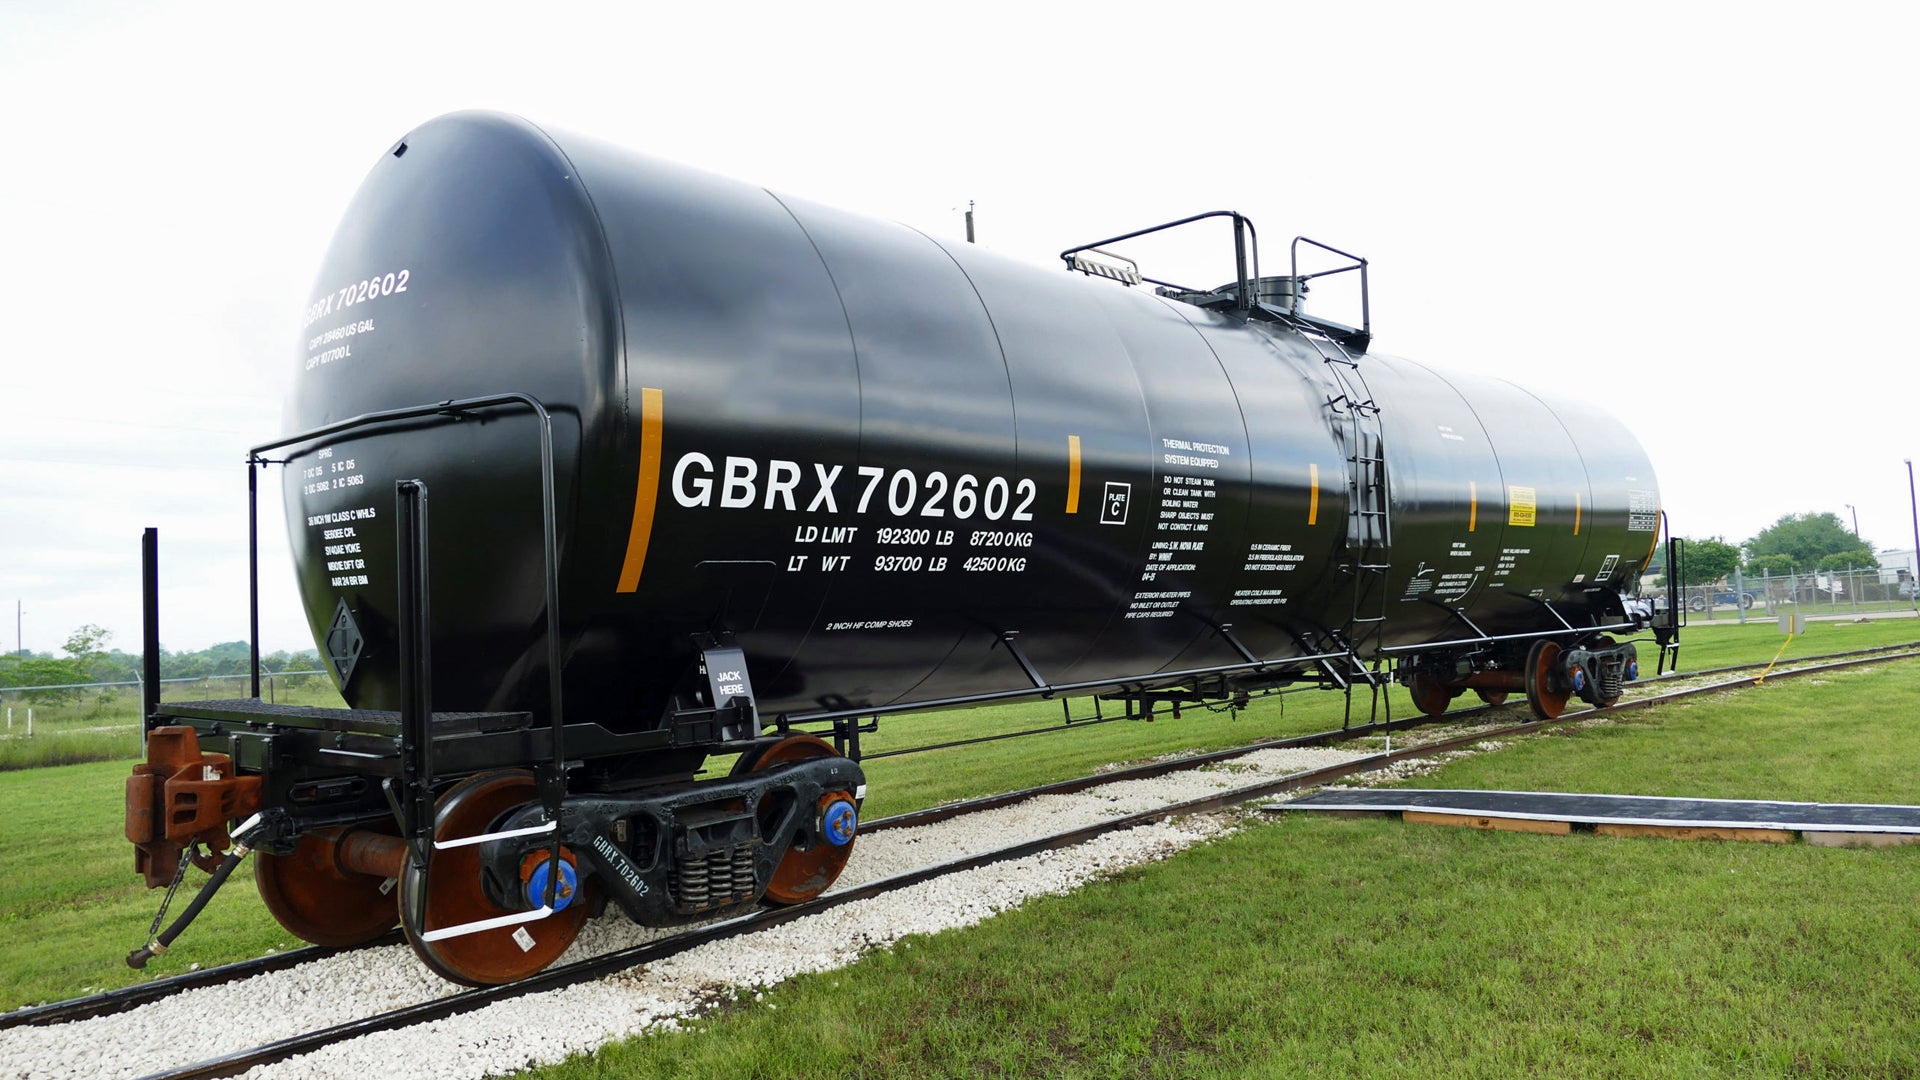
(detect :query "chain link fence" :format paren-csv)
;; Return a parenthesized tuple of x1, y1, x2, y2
(1674, 565, 1919, 620)
(2, 670, 342, 767)
(0, 670, 333, 715)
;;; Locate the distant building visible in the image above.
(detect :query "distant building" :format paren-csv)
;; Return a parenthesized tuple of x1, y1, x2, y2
(1876, 548, 1916, 583)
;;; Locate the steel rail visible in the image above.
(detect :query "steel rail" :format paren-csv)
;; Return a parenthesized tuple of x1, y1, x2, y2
(1645, 640, 1920, 682)
(865, 643, 1920, 833)
(1, 714, 1439, 1033)
(0, 933, 403, 1031)
(16, 640, 1915, 1034)
(810, 638, 1920, 766)
(128, 647, 1920, 1079)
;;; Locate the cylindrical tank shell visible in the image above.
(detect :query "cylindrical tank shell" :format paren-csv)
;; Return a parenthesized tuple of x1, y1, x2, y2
(286, 111, 1659, 727)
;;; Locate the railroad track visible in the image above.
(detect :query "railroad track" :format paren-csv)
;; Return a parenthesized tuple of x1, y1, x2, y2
(8, 644, 1917, 1078)
(1637, 640, 1920, 685)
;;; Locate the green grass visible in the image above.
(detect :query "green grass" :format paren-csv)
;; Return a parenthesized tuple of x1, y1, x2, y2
(0, 677, 346, 771)
(835, 613, 1920, 821)
(848, 690, 1344, 821)
(0, 760, 307, 1010)
(2, 615, 1917, 1021)
(541, 820, 1920, 1078)
(1650, 613, 1919, 673)
(1402, 664, 1920, 804)
(0, 686, 1375, 1011)
(532, 655, 1920, 1079)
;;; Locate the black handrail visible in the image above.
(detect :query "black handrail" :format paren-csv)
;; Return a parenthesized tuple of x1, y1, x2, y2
(244, 392, 568, 812)
(141, 528, 160, 727)
(395, 479, 436, 867)
(1289, 236, 1370, 338)
(1060, 210, 1260, 312)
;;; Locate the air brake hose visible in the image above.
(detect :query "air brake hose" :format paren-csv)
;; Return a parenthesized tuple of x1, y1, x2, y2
(126, 813, 265, 970)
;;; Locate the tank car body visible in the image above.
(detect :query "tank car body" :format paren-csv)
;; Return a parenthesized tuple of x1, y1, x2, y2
(280, 110, 1659, 723)
(124, 111, 1669, 984)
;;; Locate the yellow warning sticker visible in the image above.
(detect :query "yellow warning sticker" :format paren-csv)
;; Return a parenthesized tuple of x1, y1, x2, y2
(1508, 485, 1537, 527)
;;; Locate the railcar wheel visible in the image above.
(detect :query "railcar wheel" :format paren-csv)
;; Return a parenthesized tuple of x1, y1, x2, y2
(727, 736, 787, 777)
(1474, 689, 1510, 706)
(1406, 672, 1454, 717)
(255, 827, 402, 948)
(399, 769, 590, 987)
(750, 734, 859, 905)
(1524, 640, 1572, 720)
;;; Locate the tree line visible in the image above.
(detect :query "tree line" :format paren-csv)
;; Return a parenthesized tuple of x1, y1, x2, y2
(0, 625, 324, 692)
(1654, 511, 1888, 586)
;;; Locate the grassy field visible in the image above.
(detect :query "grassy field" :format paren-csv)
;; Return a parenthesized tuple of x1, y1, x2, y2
(535, 652, 1920, 1079)
(0, 676, 345, 771)
(0, 761, 298, 1008)
(1, 614, 1916, 1024)
(1650, 614, 1917, 673)
(0, 679, 1398, 1010)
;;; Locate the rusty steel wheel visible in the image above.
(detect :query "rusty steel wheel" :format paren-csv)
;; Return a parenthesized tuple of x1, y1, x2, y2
(399, 770, 590, 987)
(1474, 689, 1510, 706)
(255, 827, 402, 948)
(1406, 672, 1455, 717)
(1524, 639, 1572, 721)
(751, 734, 858, 906)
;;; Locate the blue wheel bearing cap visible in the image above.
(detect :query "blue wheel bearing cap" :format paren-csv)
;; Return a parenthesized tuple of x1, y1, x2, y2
(525, 856, 578, 912)
(1628, 660, 1640, 681)
(1571, 667, 1587, 692)
(822, 798, 858, 847)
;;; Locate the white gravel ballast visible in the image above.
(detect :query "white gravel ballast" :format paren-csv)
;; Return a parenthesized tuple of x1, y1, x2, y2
(0, 744, 1363, 1080)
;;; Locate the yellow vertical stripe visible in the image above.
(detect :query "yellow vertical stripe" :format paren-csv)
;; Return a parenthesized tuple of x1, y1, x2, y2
(1308, 463, 1320, 525)
(1066, 435, 1082, 513)
(1574, 491, 1582, 535)
(616, 388, 666, 592)
(1469, 481, 1478, 533)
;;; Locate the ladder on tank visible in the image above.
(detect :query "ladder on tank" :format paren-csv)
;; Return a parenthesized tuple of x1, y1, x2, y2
(1290, 319, 1394, 726)
(1054, 217, 1393, 722)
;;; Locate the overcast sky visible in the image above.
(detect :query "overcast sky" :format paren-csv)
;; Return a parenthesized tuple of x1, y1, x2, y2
(2, 1, 1914, 657)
